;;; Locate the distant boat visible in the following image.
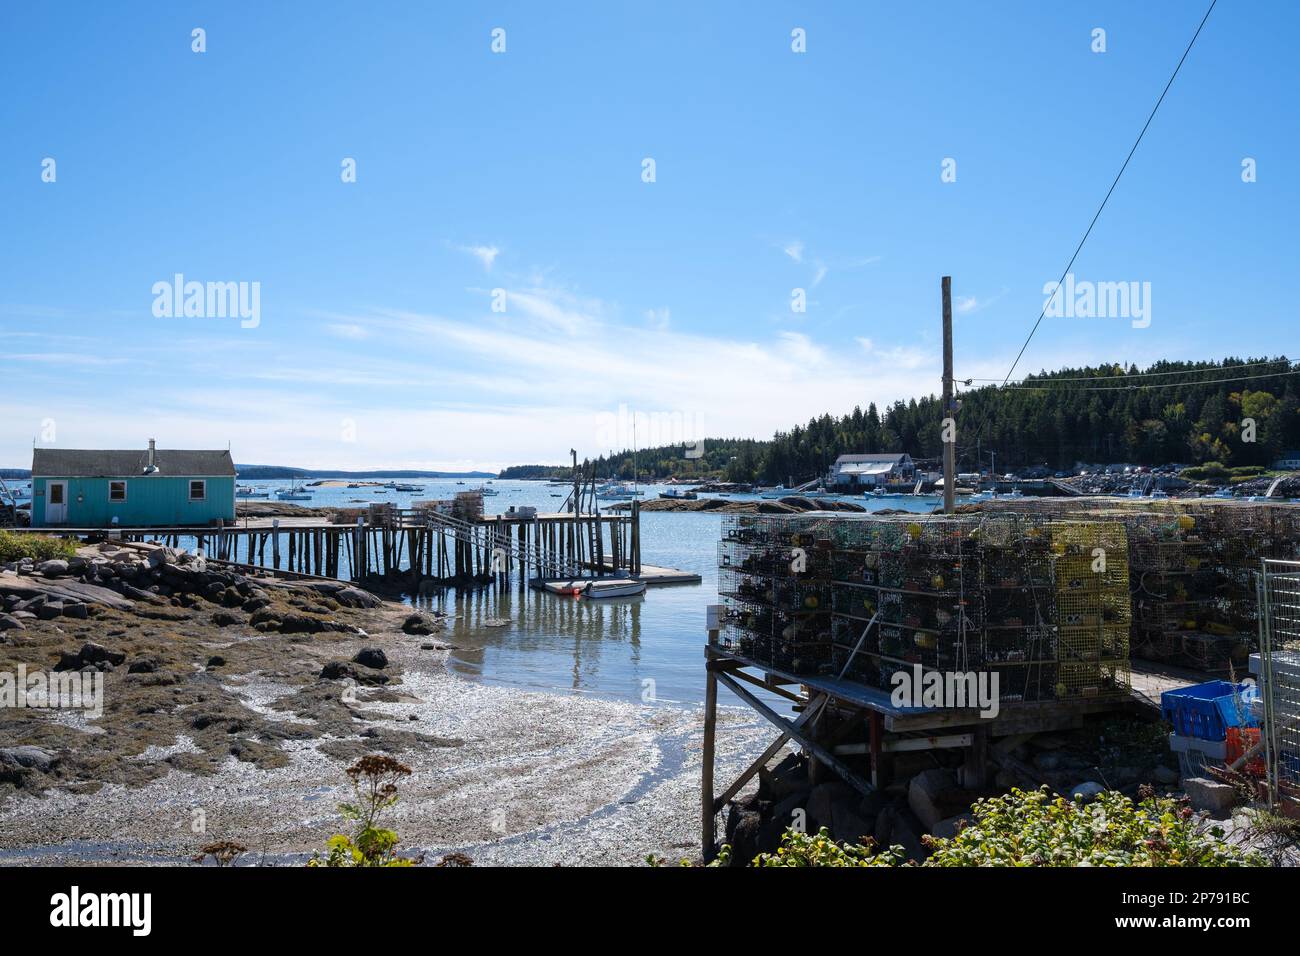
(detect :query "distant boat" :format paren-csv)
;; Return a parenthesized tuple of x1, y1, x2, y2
(581, 579, 647, 599)
(394, 483, 425, 492)
(759, 486, 792, 499)
(236, 485, 269, 499)
(660, 488, 697, 500)
(1211, 487, 1236, 499)
(275, 480, 312, 501)
(468, 484, 499, 496)
(597, 483, 638, 500)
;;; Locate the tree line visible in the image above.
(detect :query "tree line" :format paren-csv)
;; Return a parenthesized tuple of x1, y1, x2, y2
(499, 357, 1300, 483)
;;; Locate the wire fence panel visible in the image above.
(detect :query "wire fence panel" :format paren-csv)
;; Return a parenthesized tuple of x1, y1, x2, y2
(1257, 559, 1300, 806)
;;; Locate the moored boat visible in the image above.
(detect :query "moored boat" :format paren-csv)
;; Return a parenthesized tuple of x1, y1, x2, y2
(581, 579, 647, 599)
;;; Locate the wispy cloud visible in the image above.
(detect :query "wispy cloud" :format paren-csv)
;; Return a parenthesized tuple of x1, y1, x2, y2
(782, 240, 804, 263)
(456, 243, 500, 271)
(326, 322, 369, 340)
(644, 307, 671, 331)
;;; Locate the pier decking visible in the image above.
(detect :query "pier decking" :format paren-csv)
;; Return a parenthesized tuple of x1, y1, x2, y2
(23, 501, 699, 591)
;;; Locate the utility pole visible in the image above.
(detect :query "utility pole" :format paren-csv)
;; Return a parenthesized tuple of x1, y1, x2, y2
(941, 276, 956, 515)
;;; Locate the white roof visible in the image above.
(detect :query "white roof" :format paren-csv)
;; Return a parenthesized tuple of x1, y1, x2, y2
(837, 461, 896, 476)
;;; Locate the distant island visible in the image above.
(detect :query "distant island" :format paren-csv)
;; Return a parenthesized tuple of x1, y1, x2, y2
(233, 465, 498, 480)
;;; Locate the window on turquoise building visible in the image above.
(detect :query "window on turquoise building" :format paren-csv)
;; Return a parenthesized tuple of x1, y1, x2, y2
(189, 480, 206, 501)
(109, 481, 127, 502)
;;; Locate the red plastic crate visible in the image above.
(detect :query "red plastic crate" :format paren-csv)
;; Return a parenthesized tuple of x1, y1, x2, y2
(1226, 727, 1265, 777)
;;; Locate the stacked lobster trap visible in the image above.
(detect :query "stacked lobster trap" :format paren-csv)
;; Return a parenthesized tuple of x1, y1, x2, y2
(717, 512, 1132, 703)
(979, 498, 1300, 672)
(718, 515, 835, 673)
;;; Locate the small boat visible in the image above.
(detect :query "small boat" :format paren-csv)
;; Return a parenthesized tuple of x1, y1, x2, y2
(467, 484, 499, 496)
(597, 483, 638, 500)
(236, 485, 270, 498)
(966, 491, 995, 503)
(394, 484, 425, 492)
(759, 486, 792, 499)
(1149, 489, 1169, 499)
(276, 488, 312, 501)
(581, 579, 647, 599)
(347, 483, 362, 489)
(1211, 487, 1235, 499)
(660, 488, 697, 500)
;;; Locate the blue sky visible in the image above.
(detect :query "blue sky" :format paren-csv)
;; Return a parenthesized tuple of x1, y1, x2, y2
(1, 1, 1294, 471)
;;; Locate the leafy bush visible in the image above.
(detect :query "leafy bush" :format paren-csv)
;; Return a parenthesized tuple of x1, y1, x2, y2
(0, 530, 79, 563)
(731, 788, 1262, 867)
(308, 755, 421, 867)
(1181, 462, 1229, 482)
(919, 787, 1260, 866)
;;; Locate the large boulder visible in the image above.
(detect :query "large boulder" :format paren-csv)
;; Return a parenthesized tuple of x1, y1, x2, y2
(1070, 781, 1106, 802)
(37, 559, 69, 577)
(806, 780, 858, 831)
(1183, 777, 1238, 815)
(908, 768, 958, 832)
(401, 612, 440, 635)
(352, 648, 388, 670)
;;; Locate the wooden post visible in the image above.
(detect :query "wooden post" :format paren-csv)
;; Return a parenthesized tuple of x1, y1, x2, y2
(941, 275, 956, 515)
(702, 659, 719, 861)
(271, 519, 280, 568)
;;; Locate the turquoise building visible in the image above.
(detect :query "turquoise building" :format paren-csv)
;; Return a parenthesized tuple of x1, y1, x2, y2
(31, 442, 236, 528)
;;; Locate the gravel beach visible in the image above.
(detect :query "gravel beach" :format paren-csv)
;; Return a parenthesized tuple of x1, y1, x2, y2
(0, 545, 770, 866)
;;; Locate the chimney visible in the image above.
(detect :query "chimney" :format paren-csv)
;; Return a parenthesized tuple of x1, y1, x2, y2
(143, 438, 158, 474)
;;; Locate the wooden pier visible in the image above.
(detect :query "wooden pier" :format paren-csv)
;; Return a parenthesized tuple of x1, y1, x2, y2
(25, 502, 686, 591)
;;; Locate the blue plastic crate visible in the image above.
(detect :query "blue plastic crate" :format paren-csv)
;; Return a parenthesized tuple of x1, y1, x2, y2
(1161, 681, 1257, 742)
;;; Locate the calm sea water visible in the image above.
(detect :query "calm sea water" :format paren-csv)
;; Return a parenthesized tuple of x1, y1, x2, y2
(236, 477, 939, 708)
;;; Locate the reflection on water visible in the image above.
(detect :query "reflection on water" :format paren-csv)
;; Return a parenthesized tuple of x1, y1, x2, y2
(414, 587, 647, 695)
(400, 492, 944, 708)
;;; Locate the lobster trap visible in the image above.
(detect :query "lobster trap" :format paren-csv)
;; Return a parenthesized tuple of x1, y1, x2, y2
(717, 512, 1133, 703)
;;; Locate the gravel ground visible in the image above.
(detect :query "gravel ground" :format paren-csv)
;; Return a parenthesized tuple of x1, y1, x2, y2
(0, 593, 771, 866)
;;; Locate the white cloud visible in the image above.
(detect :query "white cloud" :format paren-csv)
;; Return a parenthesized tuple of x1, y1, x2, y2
(644, 307, 671, 331)
(782, 240, 804, 263)
(457, 243, 500, 271)
(326, 323, 369, 340)
(812, 261, 828, 287)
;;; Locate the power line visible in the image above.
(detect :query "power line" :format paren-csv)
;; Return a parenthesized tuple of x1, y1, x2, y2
(998, 0, 1218, 388)
(961, 358, 1288, 385)
(988, 367, 1300, 393)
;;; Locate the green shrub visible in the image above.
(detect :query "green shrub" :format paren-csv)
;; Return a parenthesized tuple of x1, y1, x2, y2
(1181, 462, 1229, 482)
(735, 788, 1262, 867)
(308, 755, 420, 867)
(0, 530, 78, 563)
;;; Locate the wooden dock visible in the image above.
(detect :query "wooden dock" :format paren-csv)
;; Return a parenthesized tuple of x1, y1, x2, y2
(22, 500, 695, 592)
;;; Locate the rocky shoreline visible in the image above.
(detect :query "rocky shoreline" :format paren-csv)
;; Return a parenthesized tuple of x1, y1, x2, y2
(0, 542, 770, 865)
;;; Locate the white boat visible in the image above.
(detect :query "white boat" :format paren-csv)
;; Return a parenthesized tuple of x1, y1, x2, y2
(394, 484, 425, 492)
(275, 479, 313, 501)
(235, 485, 269, 498)
(660, 488, 698, 500)
(1211, 487, 1235, 499)
(597, 483, 638, 500)
(581, 579, 647, 599)
(468, 484, 499, 496)
(759, 486, 792, 499)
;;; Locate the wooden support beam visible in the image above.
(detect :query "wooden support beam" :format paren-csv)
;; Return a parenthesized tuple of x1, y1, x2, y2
(714, 670, 874, 799)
